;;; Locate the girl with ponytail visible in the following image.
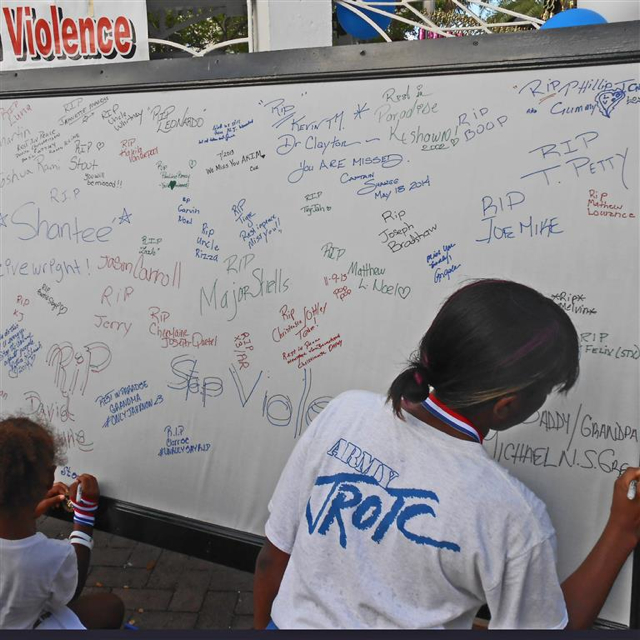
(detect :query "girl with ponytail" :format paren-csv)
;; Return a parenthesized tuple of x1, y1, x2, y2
(255, 279, 640, 630)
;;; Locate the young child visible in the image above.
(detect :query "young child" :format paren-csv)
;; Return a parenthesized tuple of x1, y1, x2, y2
(254, 279, 640, 629)
(0, 416, 124, 629)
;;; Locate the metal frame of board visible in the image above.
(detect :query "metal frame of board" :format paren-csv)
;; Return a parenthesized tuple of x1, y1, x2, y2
(1, 20, 639, 628)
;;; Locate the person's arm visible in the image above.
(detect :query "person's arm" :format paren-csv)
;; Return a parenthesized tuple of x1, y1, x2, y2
(253, 539, 291, 629)
(561, 467, 640, 629)
(252, 396, 341, 629)
(67, 474, 100, 601)
(34, 482, 69, 518)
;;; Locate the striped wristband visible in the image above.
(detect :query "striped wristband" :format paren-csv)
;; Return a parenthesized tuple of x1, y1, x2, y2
(71, 497, 98, 527)
(69, 530, 94, 550)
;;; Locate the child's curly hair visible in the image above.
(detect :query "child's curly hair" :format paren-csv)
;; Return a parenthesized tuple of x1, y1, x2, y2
(0, 416, 66, 511)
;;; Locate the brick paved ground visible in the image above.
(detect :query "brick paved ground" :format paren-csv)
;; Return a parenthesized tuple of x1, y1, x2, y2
(37, 517, 497, 631)
(37, 516, 255, 630)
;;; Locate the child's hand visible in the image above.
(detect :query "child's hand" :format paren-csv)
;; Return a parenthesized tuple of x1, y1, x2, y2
(69, 474, 100, 504)
(608, 467, 640, 543)
(34, 481, 69, 517)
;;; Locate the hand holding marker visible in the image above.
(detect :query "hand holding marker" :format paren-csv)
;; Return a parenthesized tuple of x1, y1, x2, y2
(629, 480, 638, 501)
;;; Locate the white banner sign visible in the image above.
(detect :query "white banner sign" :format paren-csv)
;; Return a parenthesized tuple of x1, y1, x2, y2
(0, 0, 149, 71)
(579, 1, 640, 23)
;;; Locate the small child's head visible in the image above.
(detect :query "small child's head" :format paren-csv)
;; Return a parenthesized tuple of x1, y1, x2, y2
(388, 279, 580, 424)
(0, 417, 65, 513)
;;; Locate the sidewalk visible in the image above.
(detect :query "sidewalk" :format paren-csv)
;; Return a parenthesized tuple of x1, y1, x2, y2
(38, 516, 254, 630)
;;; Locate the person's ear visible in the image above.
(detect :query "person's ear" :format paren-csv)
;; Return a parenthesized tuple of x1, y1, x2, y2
(492, 394, 520, 422)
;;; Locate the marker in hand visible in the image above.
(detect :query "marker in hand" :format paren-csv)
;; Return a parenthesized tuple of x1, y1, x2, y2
(628, 480, 638, 501)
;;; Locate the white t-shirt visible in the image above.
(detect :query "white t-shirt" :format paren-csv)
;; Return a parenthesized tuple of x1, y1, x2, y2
(0, 532, 78, 629)
(266, 390, 569, 630)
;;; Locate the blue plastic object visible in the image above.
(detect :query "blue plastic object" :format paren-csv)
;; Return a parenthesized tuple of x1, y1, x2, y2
(336, 1, 394, 40)
(540, 8, 607, 29)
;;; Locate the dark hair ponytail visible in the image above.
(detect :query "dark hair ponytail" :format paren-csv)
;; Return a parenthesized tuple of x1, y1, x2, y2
(387, 279, 580, 418)
(387, 362, 430, 414)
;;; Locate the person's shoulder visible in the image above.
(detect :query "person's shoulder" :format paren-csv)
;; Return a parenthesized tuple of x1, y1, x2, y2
(1, 533, 74, 577)
(306, 390, 385, 435)
(479, 457, 554, 536)
(331, 389, 385, 408)
(480, 455, 548, 511)
(34, 532, 75, 560)
(1, 532, 67, 551)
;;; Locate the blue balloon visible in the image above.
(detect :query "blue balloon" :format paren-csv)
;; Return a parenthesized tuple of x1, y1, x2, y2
(337, 1, 394, 40)
(540, 8, 607, 29)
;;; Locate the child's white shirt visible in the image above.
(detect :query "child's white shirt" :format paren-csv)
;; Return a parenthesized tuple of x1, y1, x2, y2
(0, 532, 77, 629)
(266, 390, 569, 629)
